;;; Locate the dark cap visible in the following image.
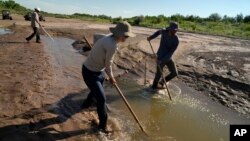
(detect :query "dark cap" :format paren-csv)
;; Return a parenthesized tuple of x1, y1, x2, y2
(166, 22, 179, 31)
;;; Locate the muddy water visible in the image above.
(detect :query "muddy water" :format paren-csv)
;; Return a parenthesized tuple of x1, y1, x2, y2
(0, 27, 12, 35)
(107, 79, 250, 141)
(43, 36, 250, 141)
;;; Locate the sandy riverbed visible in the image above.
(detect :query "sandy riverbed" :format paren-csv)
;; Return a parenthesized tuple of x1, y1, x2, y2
(0, 14, 249, 140)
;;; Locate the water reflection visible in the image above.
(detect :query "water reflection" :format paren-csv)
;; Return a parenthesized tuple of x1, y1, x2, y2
(0, 27, 12, 35)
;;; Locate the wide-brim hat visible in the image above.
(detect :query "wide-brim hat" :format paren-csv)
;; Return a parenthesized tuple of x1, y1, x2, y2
(110, 21, 136, 37)
(166, 22, 179, 31)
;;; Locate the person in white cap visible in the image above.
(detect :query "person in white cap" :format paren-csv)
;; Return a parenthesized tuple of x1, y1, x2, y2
(82, 21, 135, 133)
(26, 8, 42, 43)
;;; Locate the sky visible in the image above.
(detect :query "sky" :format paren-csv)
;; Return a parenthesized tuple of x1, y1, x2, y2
(14, 0, 250, 18)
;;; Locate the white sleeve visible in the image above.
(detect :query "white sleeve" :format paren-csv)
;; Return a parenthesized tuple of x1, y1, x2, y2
(105, 44, 117, 78)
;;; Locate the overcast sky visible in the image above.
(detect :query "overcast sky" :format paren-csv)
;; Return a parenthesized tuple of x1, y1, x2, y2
(15, 0, 250, 18)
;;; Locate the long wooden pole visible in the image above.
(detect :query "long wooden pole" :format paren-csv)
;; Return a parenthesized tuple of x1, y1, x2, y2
(83, 36, 92, 48)
(114, 84, 148, 135)
(148, 41, 172, 101)
(40, 26, 54, 41)
(144, 56, 147, 85)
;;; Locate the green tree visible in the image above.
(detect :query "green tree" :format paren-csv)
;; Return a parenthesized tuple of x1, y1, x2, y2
(236, 13, 244, 22)
(132, 15, 144, 26)
(112, 16, 122, 24)
(243, 15, 250, 23)
(208, 13, 221, 22)
(156, 14, 166, 23)
(223, 15, 236, 23)
(185, 15, 200, 22)
(98, 14, 111, 20)
(170, 14, 184, 22)
(3, 0, 18, 9)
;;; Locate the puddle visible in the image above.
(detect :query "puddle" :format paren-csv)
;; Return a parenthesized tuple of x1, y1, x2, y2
(0, 27, 12, 35)
(43, 36, 250, 141)
(106, 79, 250, 141)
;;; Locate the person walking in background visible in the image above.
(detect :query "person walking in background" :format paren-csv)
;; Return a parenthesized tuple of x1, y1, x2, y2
(81, 21, 135, 132)
(147, 22, 179, 90)
(26, 8, 42, 43)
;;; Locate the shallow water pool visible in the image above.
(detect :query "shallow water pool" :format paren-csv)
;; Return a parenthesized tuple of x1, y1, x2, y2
(0, 27, 12, 35)
(105, 78, 250, 141)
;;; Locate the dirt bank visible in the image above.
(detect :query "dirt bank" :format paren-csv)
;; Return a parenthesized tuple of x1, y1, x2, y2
(0, 26, 122, 140)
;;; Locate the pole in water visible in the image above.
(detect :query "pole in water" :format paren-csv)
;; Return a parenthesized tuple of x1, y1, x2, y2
(41, 26, 54, 41)
(144, 56, 147, 85)
(148, 41, 172, 101)
(114, 83, 148, 136)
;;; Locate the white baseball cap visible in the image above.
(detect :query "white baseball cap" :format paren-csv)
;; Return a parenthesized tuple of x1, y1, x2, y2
(35, 7, 41, 12)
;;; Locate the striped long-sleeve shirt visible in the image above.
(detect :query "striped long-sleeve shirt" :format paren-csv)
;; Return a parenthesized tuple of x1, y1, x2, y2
(148, 29, 179, 62)
(83, 34, 117, 78)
